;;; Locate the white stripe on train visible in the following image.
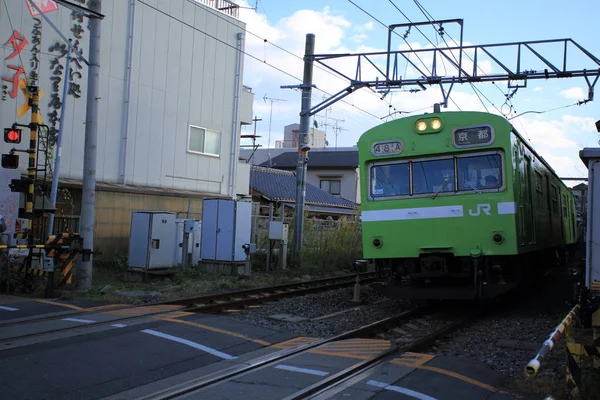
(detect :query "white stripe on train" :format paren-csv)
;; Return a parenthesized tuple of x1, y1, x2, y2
(361, 202, 517, 222)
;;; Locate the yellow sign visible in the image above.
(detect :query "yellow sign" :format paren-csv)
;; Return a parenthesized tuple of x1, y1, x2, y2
(16, 79, 45, 119)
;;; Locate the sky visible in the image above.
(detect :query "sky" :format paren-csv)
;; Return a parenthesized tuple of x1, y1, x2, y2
(233, 0, 600, 187)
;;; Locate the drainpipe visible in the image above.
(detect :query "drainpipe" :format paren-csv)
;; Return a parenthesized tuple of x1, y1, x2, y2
(229, 32, 244, 199)
(119, 0, 136, 184)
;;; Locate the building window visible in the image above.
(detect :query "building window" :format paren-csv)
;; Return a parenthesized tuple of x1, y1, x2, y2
(320, 179, 341, 195)
(188, 125, 221, 156)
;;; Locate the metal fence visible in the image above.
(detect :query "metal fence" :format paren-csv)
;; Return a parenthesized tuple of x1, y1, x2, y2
(30, 215, 80, 243)
(196, 0, 240, 18)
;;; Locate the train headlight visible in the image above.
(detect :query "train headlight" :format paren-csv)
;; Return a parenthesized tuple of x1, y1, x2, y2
(373, 238, 382, 248)
(414, 118, 443, 134)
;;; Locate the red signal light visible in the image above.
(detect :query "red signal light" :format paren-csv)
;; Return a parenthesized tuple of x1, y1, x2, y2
(4, 128, 22, 144)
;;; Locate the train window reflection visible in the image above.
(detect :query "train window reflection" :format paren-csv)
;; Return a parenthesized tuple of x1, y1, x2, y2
(371, 163, 410, 197)
(412, 158, 454, 195)
(457, 154, 502, 191)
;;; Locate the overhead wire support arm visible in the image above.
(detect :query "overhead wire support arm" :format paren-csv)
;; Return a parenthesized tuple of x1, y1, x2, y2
(311, 35, 600, 100)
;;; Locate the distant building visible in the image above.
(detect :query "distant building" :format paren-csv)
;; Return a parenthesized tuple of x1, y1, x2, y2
(250, 166, 358, 219)
(258, 150, 360, 204)
(0, 1, 253, 253)
(275, 124, 327, 149)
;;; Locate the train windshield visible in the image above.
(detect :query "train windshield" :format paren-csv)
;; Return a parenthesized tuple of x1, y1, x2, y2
(457, 154, 502, 191)
(369, 152, 503, 199)
(412, 158, 455, 195)
(371, 163, 410, 198)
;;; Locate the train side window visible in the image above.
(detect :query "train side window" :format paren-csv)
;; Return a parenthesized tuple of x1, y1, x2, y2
(370, 163, 410, 198)
(535, 171, 544, 209)
(551, 185, 559, 216)
(456, 154, 502, 191)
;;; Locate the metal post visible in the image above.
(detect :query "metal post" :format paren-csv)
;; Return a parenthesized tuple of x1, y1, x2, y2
(47, 46, 72, 237)
(266, 203, 273, 271)
(293, 33, 315, 258)
(280, 202, 286, 270)
(77, 0, 102, 291)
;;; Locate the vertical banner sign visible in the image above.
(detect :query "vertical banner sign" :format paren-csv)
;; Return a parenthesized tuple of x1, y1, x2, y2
(2, 30, 28, 101)
(0, 169, 20, 235)
(68, 1, 86, 100)
(26, 0, 59, 17)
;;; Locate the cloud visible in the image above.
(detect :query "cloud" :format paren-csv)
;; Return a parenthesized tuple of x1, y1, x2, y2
(533, 87, 543, 92)
(560, 87, 585, 100)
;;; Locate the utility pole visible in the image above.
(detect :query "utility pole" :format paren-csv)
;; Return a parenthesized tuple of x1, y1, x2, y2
(281, 33, 315, 258)
(78, 0, 102, 291)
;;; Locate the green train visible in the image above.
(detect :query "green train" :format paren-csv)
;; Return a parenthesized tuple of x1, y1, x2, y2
(357, 110, 578, 300)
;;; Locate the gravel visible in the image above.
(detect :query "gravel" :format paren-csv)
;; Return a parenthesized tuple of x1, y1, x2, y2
(227, 285, 411, 337)
(225, 266, 579, 399)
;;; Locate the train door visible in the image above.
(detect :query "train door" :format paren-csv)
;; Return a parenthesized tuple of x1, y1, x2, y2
(545, 175, 553, 244)
(524, 155, 536, 244)
(515, 146, 526, 246)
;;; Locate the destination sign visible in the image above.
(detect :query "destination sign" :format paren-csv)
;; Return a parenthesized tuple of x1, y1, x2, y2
(371, 140, 404, 157)
(453, 126, 494, 147)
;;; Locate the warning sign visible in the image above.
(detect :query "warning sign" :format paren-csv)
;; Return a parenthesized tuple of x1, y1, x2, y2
(25, 0, 59, 17)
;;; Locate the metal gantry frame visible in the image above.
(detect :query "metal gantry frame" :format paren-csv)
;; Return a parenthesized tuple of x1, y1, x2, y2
(309, 20, 600, 113)
(282, 20, 600, 255)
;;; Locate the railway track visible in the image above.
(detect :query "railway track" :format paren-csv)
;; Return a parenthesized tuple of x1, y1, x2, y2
(131, 305, 477, 400)
(163, 271, 377, 312)
(0, 272, 376, 344)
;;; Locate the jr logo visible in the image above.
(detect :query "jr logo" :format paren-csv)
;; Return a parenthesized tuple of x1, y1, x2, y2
(469, 203, 491, 216)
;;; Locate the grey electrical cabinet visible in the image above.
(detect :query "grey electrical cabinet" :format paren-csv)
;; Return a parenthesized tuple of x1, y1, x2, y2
(128, 211, 177, 270)
(200, 199, 251, 262)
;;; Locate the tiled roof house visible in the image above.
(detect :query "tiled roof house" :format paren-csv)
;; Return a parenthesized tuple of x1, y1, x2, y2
(250, 166, 358, 216)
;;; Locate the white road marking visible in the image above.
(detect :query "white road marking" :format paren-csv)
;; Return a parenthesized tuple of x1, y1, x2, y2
(0, 306, 19, 311)
(140, 329, 236, 360)
(112, 324, 127, 328)
(62, 318, 96, 323)
(275, 364, 330, 376)
(367, 380, 438, 400)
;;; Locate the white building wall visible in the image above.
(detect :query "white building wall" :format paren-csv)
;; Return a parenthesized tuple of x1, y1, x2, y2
(0, 0, 250, 197)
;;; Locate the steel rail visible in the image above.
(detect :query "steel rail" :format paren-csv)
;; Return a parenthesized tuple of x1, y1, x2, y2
(0, 272, 374, 329)
(162, 272, 376, 307)
(131, 307, 429, 400)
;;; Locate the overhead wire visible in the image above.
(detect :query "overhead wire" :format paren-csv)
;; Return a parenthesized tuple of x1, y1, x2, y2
(141, 0, 383, 122)
(401, 0, 496, 113)
(411, 0, 519, 115)
(383, 0, 463, 111)
(183, 0, 401, 121)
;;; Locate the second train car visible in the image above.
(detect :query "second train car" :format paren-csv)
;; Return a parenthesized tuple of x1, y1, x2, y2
(358, 110, 578, 300)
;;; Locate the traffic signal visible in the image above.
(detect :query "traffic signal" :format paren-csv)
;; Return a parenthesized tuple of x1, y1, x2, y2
(4, 128, 22, 144)
(9, 177, 31, 192)
(1, 154, 19, 169)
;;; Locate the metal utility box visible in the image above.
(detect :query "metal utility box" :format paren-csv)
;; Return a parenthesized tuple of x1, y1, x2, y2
(580, 148, 600, 288)
(269, 221, 289, 241)
(200, 199, 252, 262)
(174, 219, 202, 265)
(128, 211, 177, 270)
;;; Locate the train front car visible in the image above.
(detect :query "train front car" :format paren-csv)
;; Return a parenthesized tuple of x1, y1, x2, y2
(358, 110, 576, 301)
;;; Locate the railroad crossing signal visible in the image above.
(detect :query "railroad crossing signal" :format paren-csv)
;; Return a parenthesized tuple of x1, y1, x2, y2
(1, 154, 19, 169)
(2, 127, 23, 169)
(9, 177, 32, 193)
(4, 128, 22, 144)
